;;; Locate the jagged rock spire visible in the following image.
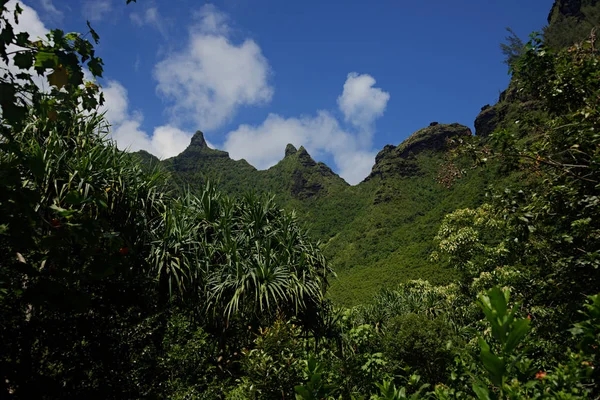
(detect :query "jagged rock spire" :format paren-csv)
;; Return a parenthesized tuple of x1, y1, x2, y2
(285, 143, 297, 157)
(190, 130, 208, 148)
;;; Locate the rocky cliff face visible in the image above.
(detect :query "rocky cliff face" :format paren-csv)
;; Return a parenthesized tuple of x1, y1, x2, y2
(173, 131, 247, 171)
(366, 123, 472, 181)
(548, 0, 599, 23)
(168, 133, 348, 200)
(263, 144, 347, 200)
(474, 0, 600, 139)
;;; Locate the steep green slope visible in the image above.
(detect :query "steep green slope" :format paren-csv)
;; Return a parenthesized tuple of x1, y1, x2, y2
(163, 131, 351, 210)
(257, 144, 366, 240)
(259, 144, 348, 201)
(545, 0, 600, 48)
(161, 124, 499, 306)
(161, 131, 363, 242)
(323, 124, 496, 305)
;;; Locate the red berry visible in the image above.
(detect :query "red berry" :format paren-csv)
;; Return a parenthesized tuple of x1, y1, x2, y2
(119, 247, 129, 255)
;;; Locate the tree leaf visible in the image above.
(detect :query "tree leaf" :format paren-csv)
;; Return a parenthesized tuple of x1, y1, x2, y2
(472, 382, 491, 400)
(86, 21, 100, 44)
(15, 32, 29, 46)
(87, 56, 103, 78)
(34, 51, 58, 69)
(13, 52, 33, 70)
(48, 65, 69, 89)
(504, 318, 530, 355)
(50, 204, 77, 217)
(479, 337, 505, 386)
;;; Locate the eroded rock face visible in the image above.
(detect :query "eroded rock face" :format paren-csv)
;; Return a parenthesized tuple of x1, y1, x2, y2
(170, 130, 256, 176)
(365, 123, 472, 181)
(189, 130, 208, 149)
(547, 0, 596, 23)
(285, 143, 298, 157)
(265, 144, 348, 200)
(396, 123, 472, 157)
(475, 104, 505, 138)
(182, 130, 229, 158)
(291, 170, 324, 199)
(296, 146, 317, 168)
(289, 148, 343, 198)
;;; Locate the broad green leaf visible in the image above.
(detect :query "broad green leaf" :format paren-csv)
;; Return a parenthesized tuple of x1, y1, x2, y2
(472, 382, 491, 400)
(64, 191, 83, 205)
(1, 101, 26, 125)
(13, 52, 33, 69)
(14, 32, 29, 46)
(34, 51, 58, 68)
(0, 82, 16, 103)
(294, 386, 312, 399)
(0, 24, 14, 46)
(504, 318, 530, 355)
(65, 32, 79, 41)
(87, 56, 103, 78)
(487, 287, 508, 319)
(48, 66, 68, 88)
(479, 337, 505, 386)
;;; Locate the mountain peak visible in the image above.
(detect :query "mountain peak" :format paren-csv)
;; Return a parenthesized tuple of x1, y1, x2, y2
(190, 130, 208, 149)
(366, 123, 471, 181)
(175, 129, 233, 166)
(397, 123, 471, 157)
(285, 143, 297, 157)
(296, 146, 317, 167)
(548, 0, 594, 23)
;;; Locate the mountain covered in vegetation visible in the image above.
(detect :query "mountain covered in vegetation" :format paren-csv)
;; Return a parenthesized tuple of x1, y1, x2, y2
(2, 0, 600, 398)
(150, 0, 600, 308)
(160, 107, 502, 304)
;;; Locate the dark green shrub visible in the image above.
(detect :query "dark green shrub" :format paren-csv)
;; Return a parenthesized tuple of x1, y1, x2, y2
(383, 313, 455, 385)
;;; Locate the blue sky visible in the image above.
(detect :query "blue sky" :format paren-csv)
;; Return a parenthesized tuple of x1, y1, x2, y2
(20, 0, 553, 183)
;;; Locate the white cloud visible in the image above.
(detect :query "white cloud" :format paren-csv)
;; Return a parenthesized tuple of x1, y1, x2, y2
(39, 0, 63, 20)
(223, 111, 377, 185)
(101, 80, 194, 159)
(148, 125, 193, 157)
(1, 1, 49, 90)
(153, 4, 273, 131)
(224, 112, 342, 170)
(2, 2, 389, 184)
(223, 73, 390, 185)
(7, 0, 48, 40)
(334, 151, 377, 185)
(82, 0, 112, 22)
(338, 72, 390, 131)
(102, 80, 130, 125)
(192, 4, 230, 36)
(130, 6, 167, 37)
(0, 2, 191, 160)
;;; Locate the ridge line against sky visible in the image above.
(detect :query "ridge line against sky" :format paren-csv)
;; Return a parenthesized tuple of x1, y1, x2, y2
(19, 0, 553, 184)
(111, 3, 391, 185)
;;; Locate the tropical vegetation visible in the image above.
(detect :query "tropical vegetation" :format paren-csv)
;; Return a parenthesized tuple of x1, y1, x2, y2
(1, 0, 599, 398)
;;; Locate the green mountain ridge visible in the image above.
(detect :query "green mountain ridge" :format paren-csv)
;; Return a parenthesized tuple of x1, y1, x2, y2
(134, 0, 600, 306)
(154, 122, 486, 305)
(3, 0, 600, 396)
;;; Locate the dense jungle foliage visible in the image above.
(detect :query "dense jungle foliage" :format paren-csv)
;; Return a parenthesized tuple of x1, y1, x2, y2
(1, 0, 600, 398)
